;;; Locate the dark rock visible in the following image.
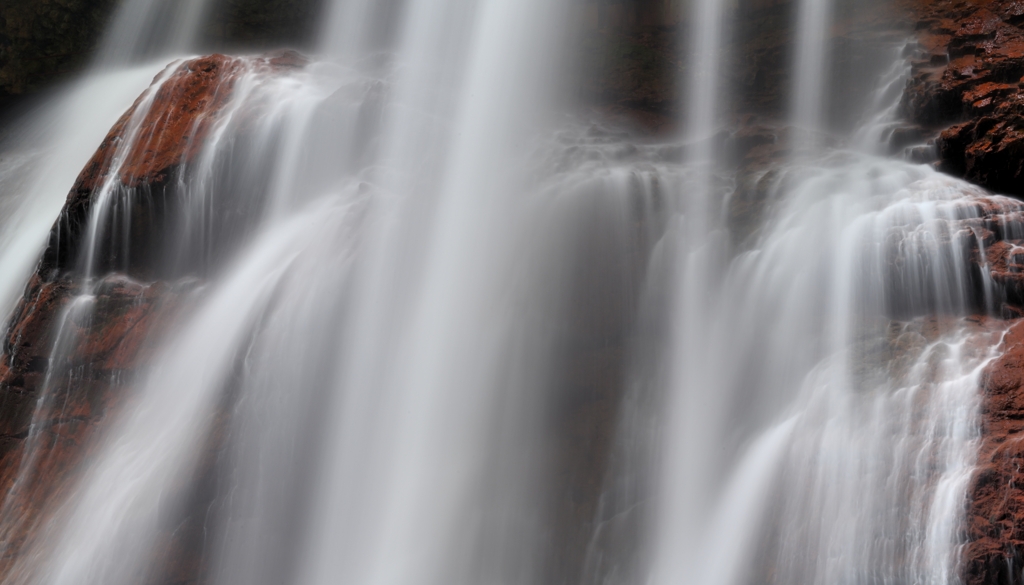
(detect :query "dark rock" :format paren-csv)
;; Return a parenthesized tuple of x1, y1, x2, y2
(0, 0, 119, 98)
(575, 25, 681, 133)
(0, 0, 322, 118)
(938, 116, 1024, 195)
(207, 0, 328, 51)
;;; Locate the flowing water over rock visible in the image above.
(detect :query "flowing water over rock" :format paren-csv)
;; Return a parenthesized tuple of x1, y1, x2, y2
(0, 0, 1022, 584)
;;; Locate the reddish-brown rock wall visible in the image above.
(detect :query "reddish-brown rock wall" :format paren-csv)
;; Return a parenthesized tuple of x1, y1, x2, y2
(966, 321, 1024, 585)
(0, 276, 190, 575)
(0, 51, 305, 583)
(41, 51, 305, 278)
(903, 0, 1024, 195)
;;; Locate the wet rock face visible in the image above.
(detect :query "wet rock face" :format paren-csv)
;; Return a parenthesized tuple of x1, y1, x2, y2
(899, 5, 1024, 579)
(903, 0, 1024, 195)
(967, 321, 1024, 585)
(939, 114, 1024, 196)
(936, 202, 1024, 584)
(0, 275, 190, 576)
(0, 51, 307, 582)
(897, 3, 1024, 581)
(40, 51, 306, 280)
(76, 55, 250, 193)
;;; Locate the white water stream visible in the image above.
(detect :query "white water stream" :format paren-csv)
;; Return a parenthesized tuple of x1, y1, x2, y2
(0, 0, 1016, 584)
(791, 0, 834, 142)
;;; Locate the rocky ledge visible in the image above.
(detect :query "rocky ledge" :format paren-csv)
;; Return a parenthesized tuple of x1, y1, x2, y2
(903, 0, 1024, 196)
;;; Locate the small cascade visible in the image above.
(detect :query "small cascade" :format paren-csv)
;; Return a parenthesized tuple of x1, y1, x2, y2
(790, 0, 835, 143)
(612, 147, 1024, 585)
(591, 2, 1024, 584)
(767, 320, 999, 585)
(0, 67, 163, 322)
(851, 42, 915, 154)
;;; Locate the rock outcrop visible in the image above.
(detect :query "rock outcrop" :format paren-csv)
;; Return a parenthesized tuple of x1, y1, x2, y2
(41, 51, 305, 280)
(0, 52, 305, 583)
(903, 0, 1024, 195)
(0, 276, 191, 575)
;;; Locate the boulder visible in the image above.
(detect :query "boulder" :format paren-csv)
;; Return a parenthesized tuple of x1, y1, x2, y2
(42, 51, 306, 279)
(0, 275, 190, 576)
(0, 50, 305, 583)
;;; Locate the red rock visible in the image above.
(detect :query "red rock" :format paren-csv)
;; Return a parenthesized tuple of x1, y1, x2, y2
(77, 55, 245, 191)
(0, 275, 191, 577)
(876, 190, 1024, 583)
(0, 51, 307, 581)
(41, 52, 307, 278)
(964, 320, 1024, 585)
(76, 52, 303, 191)
(903, 0, 1024, 195)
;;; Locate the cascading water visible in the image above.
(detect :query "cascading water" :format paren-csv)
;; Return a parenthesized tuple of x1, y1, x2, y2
(0, 0, 1021, 584)
(0, 0, 223, 323)
(3, 0, 578, 583)
(97, 0, 213, 65)
(589, 2, 1024, 585)
(0, 0, 233, 539)
(791, 0, 834, 141)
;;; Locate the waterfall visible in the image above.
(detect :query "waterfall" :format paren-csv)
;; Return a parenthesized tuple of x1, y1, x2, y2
(3, 0, 577, 583)
(0, 0, 229, 325)
(0, 65, 166, 321)
(0, 1, 1019, 585)
(96, 0, 213, 65)
(790, 0, 834, 142)
(591, 2, 1018, 585)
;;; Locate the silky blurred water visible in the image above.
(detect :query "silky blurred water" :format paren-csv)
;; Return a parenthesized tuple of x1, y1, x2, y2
(0, 1, 1015, 585)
